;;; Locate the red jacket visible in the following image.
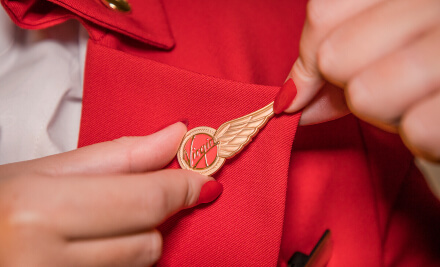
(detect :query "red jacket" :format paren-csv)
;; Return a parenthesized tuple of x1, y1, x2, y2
(3, 0, 440, 266)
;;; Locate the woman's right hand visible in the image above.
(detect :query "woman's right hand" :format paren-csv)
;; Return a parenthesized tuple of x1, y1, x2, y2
(0, 122, 222, 267)
(275, 0, 440, 161)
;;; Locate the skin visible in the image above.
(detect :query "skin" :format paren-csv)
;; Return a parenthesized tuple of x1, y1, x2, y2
(0, 122, 214, 267)
(285, 0, 440, 161)
(1, 0, 440, 265)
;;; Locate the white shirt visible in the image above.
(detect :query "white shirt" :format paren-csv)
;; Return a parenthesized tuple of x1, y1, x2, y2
(1, 6, 439, 198)
(0, 7, 87, 164)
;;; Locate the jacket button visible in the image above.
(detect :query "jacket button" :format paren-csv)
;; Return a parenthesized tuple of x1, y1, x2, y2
(101, 0, 131, 12)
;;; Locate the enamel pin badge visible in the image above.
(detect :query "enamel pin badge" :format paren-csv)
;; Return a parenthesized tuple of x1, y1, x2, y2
(177, 102, 274, 175)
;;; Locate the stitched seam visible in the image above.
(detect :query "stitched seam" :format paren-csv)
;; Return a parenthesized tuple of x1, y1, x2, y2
(2, 0, 172, 47)
(49, 0, 173, 47)
(1, 2, 73, 28)
(157, 0, 175, 42)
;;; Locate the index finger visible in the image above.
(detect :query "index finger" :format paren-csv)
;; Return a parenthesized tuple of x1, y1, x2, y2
(283, 0, 384, 115)
(28, 169, 220, 239)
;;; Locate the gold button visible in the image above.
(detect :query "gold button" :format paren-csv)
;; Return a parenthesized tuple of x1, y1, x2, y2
(101, 0, 131, 12)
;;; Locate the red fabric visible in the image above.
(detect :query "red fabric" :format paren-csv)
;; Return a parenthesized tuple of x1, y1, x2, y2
(3, 0, 440, 266)
(81, 42, 300, 266)
(281, 116, 440, 266)
(1, 0, 174, 48)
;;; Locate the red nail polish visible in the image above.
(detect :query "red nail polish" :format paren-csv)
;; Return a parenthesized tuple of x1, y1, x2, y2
(197, 180, 223, 204)
(180, 119, 189, 127)
(273, 79, 297, 114)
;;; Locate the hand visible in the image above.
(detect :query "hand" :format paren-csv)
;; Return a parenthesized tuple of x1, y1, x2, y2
(0, 122, 222, 267)
(274, 0, 440, 161)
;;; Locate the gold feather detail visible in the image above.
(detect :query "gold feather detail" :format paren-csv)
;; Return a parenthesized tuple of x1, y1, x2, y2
(214, 102, 274, 159)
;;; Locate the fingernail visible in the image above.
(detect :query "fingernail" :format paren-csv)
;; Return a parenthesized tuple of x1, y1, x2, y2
(197, 180, 223, 204)
(273, 79, 297, 114)
(179, 119, 189, 127)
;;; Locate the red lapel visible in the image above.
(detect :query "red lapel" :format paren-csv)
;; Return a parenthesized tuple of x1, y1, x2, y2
(80, 41, 301, 265)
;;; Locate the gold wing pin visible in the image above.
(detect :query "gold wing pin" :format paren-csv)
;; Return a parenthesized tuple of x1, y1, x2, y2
(177, 102, 274, 175)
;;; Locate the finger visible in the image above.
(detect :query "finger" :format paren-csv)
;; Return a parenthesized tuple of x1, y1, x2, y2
(283, 0, 383, 114)
(34, 122, 187, 175)
(400, 91, 440, 162)
(299, 82, 350, 125)
(319, 0, 440, 86)
(67, 230, 162, 267)
(44, 170, 221, 238)
(346, 26, 440, 129)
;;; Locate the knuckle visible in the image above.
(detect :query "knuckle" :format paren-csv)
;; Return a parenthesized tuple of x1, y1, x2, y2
(142, 187, 169, 221)
(346, 79, 373, 118)
(118, 231, 163, 267)
(0, 207, 49, 258)
(306, 0, 331, 29)
(111, 137, 135, 172)
(3, 208, 44, 236)
(139, 170, 199, 223)
(347, 78, 399, 125)
(112, 136, 135, 146)
(317, 43, 336, 78)
(0, 183, 46, 236)
(183, 173, 197, 207)
(293, 56, 317, 81)
(172, 169, 199, 207)
(402, 113, 440, 161)
(141, 230, 163, 265)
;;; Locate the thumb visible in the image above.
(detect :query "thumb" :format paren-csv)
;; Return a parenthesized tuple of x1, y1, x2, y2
(31, 122, 188, 176)
(274, 59, 349, 125)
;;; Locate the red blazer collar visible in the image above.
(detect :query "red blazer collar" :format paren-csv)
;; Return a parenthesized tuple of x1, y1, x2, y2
(1, 0, 175, 49)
